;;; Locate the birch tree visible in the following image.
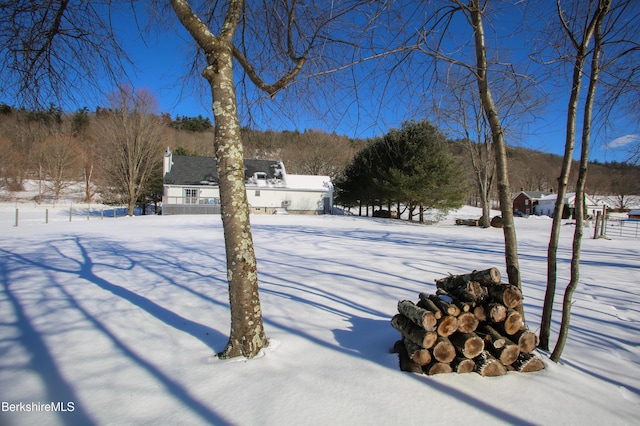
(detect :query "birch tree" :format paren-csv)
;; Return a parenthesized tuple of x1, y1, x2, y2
(538, 0, 606, 351)
(539, 0, 640, 353)
(435, 70, 495, 227)
(416, 0, 530, 293)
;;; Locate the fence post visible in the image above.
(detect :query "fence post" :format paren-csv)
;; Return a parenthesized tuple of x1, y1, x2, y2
(14, 208, 19, 227)
(69, 204, 72, 222)
(46, 208, 49, 224)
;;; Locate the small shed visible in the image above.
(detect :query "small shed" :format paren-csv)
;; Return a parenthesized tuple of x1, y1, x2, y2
(628, 209, 640, 220)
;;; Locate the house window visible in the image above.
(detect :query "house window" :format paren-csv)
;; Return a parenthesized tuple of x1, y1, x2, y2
(525, 199, 529, 206)
(255, 190, 261, 197)
(184, 188, 198, 204)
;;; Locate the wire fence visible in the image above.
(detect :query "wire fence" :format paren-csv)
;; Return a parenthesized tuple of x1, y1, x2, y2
(3, 204, 157, 227)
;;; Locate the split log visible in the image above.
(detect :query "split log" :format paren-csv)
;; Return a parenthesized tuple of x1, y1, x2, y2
(428, 294, 461, 316)
(478, 324, 510, 349)
(487, 284, 522, 309)
(474, 351, 507, 377)
(391, 314, 438, 349)
(487, 303, 507, 323)
(452, 357, 476, 374)
(403, 338, 432, 366)
(449, 332, 484, 359)
(503, 309, 524, 335)
(468, 281, 489, 301)
(478, 325, 520, 365)
(456, 312, 479, 333)
(423, 362, 453, 375)
(397, 300, 438, 331)
(435, 267, 501, 291)
(512, 352, 545, 372)
(417, 293, 443, 319)
(447, 281, 489, 303)
(393, 340, 423, 373)
(455, 218, 478, 227)
(436, 315, 458, 337)
(432, 337, 456, 363)
(510, 328, 538, 353)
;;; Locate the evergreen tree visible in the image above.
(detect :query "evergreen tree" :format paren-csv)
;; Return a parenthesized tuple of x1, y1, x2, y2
(335, 120, 467, 220)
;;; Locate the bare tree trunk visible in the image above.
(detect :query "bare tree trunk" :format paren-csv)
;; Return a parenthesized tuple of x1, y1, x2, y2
(207, 48, 268, 359)
(169, 0, 267, 359)
(551, 0, 608, 361)
(84, 163, 93, 203)
(469, 1, 521, 294)
(540, 1, 603, 351)
(473, 147, 494, 228)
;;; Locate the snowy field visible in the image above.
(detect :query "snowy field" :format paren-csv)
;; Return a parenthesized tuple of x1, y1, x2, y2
(0, 202, 639, 425)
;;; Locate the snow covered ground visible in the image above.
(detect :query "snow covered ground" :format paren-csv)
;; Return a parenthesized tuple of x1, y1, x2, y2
(0, 202, 639, 425)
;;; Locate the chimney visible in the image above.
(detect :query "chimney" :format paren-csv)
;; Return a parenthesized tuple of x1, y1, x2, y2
(163, 147, 173, 176)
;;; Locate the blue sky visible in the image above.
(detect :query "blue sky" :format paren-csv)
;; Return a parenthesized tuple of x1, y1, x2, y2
(111, 4, 638, 165)
(2, 2, 637, 164)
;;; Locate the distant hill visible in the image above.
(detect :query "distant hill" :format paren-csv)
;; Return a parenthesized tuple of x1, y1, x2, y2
(0, 105, 638, 207)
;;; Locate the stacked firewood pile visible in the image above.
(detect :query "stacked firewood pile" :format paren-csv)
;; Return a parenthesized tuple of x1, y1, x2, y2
(391, 267, 545, 376)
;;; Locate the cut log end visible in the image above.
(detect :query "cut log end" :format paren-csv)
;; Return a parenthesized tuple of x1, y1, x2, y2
(398, 299, 438, 330)
(450, 332, 485, 359)
(404, 338, 432, 366)
(424, 362, 453, 375)
(432, 337, 456, 363)
(436, 316, 458, 337)
(513, 329, 538, 353)
(498, 344, 520, 365)
(457, 312, 479, 333)
(504, 310, 523, 335)
(391, 314, 438, 349)
(452, 357, 476, 374)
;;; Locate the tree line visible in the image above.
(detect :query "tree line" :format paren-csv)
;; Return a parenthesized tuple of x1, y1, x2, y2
(2, 100, 638, 215)
(0, 89, 165, 216)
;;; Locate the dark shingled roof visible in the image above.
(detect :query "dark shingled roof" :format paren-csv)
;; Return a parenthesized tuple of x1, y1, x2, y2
(164, 156, 218, 185)
(164, 155, 282, 186)
(521, 191, 550, 199)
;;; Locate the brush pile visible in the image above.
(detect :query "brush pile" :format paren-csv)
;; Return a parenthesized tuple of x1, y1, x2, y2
(391, 267, 545, 376)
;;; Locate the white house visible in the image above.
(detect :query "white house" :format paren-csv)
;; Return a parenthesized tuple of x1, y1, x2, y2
(535, 192, 603, 219)
(162, 148, 333, 215)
